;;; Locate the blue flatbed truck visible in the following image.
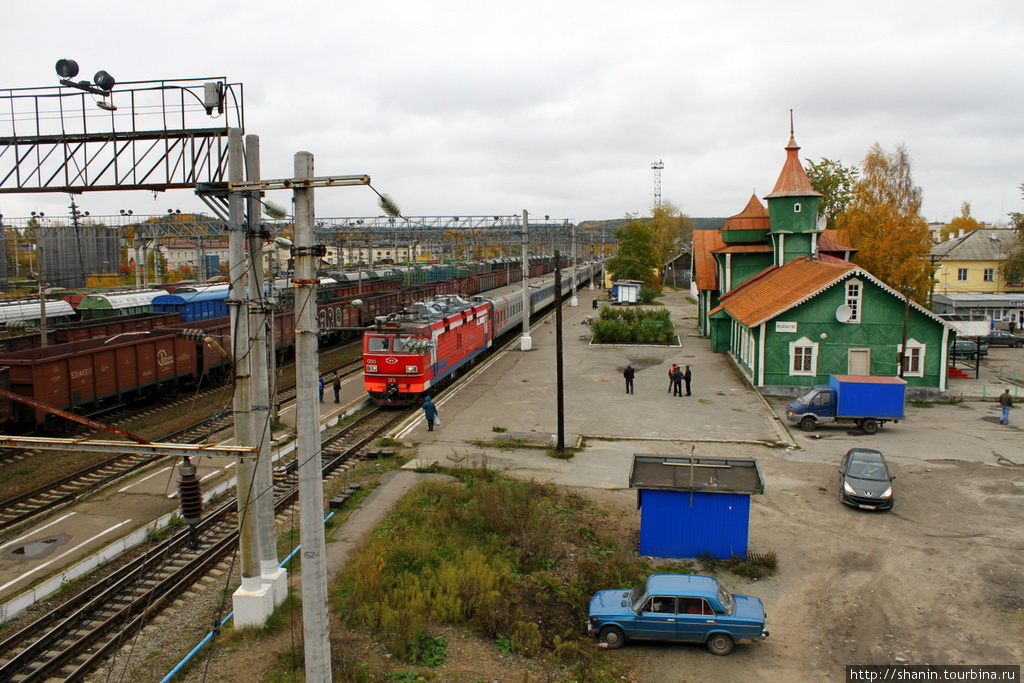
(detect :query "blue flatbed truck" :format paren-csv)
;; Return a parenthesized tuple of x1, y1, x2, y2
(787, 374, 907, 434)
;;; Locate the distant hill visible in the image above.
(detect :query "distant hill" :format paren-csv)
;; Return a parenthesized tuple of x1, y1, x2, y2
(578, 217, 726, 236)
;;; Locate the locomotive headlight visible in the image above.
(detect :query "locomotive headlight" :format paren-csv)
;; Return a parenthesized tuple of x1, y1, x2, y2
(405, 365, 418, 374)
(366, 365, 378, 373)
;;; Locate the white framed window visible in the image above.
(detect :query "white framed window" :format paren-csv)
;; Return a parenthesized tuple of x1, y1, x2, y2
(789, 336, 819, 377)
(900, 338, 926, 377)
(794, 203, 802, 213)
(957, 268, 968, 281)
(845, 279, 862, 323)
(984, 268, 995, 282)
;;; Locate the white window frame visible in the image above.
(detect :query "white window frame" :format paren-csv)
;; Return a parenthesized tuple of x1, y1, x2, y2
(957, 268, 968, 282)
(984, 268, 995, 282)
(899, 338, 926, 378)
(789, 336, 819, 377)
(845, 279, 863, 324)
(794, 202, 802, 213)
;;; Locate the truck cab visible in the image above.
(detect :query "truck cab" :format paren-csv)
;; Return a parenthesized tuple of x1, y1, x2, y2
(787, 386, 836, 430)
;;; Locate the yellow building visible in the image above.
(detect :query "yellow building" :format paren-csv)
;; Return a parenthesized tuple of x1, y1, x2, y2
(931, 228, 1020, 295)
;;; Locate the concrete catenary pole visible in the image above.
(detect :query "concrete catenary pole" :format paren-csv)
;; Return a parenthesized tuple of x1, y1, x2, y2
(520, 210, 532, 351)
(245, 134, 287, 606)
(293, 151, 333, 682)
(569, 222, 578, 307)
(228, 128, 273, 627)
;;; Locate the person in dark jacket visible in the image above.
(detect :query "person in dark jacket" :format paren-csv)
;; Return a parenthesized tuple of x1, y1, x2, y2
(423, 396, 439, 431)
(682, 365, 692, 396)
(623, 363, 635, 394)
(318, 374, 324, 403)
(333, 374, 341, 403)
(998, 388, 1013, 425)
(670, 364, 683, 396)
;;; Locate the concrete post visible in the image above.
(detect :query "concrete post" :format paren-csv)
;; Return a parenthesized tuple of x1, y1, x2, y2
(569, 222, 578, 307)
(520, 210, 532, 351)
(294, 151, 333, 682)
(229, 128, 273, 627)
(246, 134, 287, 606)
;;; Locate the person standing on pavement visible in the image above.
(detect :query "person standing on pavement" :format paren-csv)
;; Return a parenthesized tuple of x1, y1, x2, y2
(998, 389, 1013, 425)
(670, 364, 683, 396)
(318, 374, 325, 403)
(623, 363, 635, 394)
(333, 374, 341, 403)
(682, 365, 692, 396)
(423, 396, 439, 431)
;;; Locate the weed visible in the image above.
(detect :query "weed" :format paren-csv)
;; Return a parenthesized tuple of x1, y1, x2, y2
(404, 630, 448, 667)
(698, 550, 778, 580)
(491, 425, 507, 433)
(377, 437, 403, 448)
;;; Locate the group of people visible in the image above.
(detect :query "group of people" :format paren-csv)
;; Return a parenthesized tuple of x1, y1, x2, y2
(317, 373, 342, 404)
(621, 362, 692, 396)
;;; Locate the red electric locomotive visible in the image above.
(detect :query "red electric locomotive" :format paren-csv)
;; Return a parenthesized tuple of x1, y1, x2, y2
(363, 295, 493, 405)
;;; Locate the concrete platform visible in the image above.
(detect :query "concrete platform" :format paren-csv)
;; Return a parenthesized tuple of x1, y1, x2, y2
(396, 290, 791, 490)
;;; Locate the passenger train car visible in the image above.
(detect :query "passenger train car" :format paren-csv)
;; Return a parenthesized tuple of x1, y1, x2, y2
(363, 261, 602, 405)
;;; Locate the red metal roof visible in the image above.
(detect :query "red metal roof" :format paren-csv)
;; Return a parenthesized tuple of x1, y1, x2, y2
(712, 256, 854, 327)
(692, 229, 725, 291)
(721, 194, 770, 231)
(764, 135, 822, 199)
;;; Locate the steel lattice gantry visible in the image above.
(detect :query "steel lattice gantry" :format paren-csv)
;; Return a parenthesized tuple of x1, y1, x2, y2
(0, 78, 242, 195)
(313, 214, 579, 262)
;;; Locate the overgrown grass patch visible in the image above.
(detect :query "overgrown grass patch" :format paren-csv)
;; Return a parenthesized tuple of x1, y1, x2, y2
(697, 550, 778, 580)
(332, 470, 653, 681)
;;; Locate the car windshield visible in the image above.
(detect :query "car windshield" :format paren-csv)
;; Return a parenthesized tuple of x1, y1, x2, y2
(629, 580, 649, 611)
(366, 336, 389, 352)
(796, 388, 818, 404)
(848, 456, 888, 481)
(717, 584, 735, 616)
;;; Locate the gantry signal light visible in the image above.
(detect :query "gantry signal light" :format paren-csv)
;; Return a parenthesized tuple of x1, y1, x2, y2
(56, 59, 117, 110)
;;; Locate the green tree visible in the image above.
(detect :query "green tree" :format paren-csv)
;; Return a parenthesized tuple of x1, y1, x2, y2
(1002, 183, 1024, 283)
(648, 201, 694, 263)
(941, 201, 981, 241)
(805, 157, 859, 231)
(837, 143, 933, 302)
(605, 217, 660, 287)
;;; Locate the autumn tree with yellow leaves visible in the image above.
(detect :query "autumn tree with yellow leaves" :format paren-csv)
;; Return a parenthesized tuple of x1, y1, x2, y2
(836, 143, 933, 303)
(647, 201, 694, 264)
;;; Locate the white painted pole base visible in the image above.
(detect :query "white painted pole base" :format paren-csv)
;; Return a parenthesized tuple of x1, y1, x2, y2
(570, 296, 578, 307)
(232, 579, 275, 628)
(262, 561, 289, 607)
(520, 333, 532, 351)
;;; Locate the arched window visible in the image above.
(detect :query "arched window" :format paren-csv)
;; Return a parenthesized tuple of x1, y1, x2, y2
(794, 203, 802, 213)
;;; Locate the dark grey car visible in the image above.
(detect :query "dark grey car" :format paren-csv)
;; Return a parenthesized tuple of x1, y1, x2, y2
(951, 340, 988, 359)
(972, 331, 1024, 348)
(839, 448, 894, 511)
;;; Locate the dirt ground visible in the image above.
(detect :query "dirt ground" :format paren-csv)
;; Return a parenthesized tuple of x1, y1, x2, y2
(166, 444, 1022, 683)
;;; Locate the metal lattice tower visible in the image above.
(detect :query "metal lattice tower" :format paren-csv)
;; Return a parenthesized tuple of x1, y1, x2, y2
(651, 159, 664, 208)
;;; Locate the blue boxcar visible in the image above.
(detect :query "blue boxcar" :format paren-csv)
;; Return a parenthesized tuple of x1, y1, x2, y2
(152, 287, 230, 322)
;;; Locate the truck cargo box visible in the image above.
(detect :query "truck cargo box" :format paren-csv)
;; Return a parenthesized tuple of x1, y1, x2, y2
(829, 374, 906, 420)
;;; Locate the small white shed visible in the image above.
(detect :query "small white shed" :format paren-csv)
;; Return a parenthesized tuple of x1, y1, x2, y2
(612, 280, 643, 304)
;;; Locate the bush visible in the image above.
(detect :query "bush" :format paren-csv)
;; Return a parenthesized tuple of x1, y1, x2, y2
(591, 306, 676, 345)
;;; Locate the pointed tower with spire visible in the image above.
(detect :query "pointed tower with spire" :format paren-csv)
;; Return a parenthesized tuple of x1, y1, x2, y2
(764, 112, 822, 266)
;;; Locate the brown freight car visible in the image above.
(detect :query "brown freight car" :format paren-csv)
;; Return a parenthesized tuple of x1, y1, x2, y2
(0, 333, 198, 433)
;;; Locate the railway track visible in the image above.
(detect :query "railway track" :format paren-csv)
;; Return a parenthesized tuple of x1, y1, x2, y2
(0, 350, 363, 535)
(0, 400, 409, 682)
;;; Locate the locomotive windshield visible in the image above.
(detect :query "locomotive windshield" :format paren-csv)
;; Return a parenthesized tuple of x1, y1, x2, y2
(366, 336, 390, 352)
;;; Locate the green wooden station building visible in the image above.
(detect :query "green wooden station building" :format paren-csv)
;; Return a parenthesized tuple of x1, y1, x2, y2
(694, 130, 952, 399)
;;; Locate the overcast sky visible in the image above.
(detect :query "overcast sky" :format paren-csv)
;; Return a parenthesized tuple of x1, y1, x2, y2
(3, 0, 1022, 226)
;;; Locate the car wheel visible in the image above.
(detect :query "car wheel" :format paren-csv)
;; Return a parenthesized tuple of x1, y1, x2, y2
(599, 625, 626, 649)
(799, 416, 816, 431)
(706, 633, 734, 656)
(861, 418, 879, 434)
(1015, 341, 1024, 348)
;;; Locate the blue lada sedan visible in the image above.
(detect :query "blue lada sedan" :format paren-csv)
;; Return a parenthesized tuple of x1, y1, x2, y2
(587, 574, 769, 655)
